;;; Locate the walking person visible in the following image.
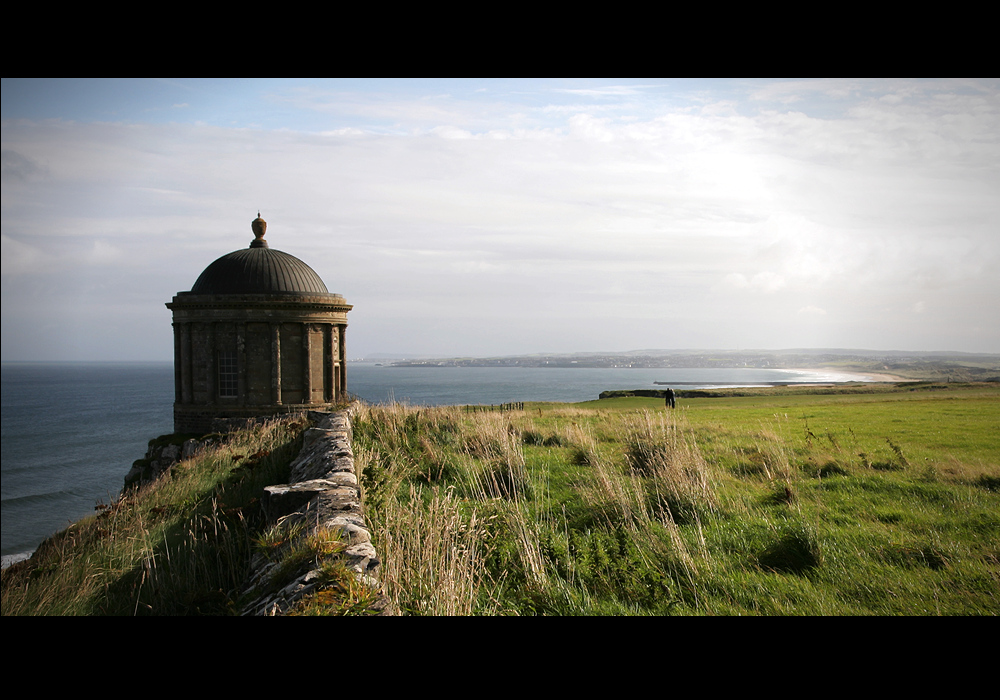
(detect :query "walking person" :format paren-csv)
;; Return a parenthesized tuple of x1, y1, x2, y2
(665, 387, 675, 409)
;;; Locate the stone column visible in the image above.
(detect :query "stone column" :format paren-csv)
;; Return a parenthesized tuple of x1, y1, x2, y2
(338, 324, 347, 401)
(324, 324, 334, 403)
(180, 322, 193, 405)
(173, 322, 182, 403)
(302, 323, 313, 405)
(237, 322, 247, 406)
(333, 324, 342, 401)
(207, 322, 216, 404)
(271, 323, 282, 405)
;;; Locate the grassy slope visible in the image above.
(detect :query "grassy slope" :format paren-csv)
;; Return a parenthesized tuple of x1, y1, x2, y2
(355, 383, 999, 615)
(2, 417, 309, 616)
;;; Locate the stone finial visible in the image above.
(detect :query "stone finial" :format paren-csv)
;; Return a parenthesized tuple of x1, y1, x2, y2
(250, 212, 269, 249)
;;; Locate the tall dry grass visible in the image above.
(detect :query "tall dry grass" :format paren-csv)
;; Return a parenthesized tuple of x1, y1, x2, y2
(621, 410, 718, 524)
(372, 484, 493, 615)
(574, 411, 703, 588)
(353, 402, 712, 614)
(353, 404, 505, 614)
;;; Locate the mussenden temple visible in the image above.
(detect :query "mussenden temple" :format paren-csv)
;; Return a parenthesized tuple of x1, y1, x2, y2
(166, 214, 352, 433)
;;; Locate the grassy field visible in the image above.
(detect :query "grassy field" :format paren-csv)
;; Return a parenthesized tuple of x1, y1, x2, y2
(4, 382, 997, 615)
(354, 382, 999, 615)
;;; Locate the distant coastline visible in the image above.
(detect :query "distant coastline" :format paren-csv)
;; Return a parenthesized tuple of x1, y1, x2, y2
(377, 350, 999, 383)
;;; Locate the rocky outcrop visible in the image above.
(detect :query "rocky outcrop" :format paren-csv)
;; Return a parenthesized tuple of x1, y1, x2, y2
(124, 435, 210, 488)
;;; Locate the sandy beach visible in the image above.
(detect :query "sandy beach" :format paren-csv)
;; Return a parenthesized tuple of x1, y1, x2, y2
(814, 368, 910, 383)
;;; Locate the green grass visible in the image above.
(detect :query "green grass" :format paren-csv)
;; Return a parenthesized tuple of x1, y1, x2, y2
(354, 383, 1000, 615)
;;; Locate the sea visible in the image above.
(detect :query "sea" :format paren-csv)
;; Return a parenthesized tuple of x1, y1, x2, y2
(1, 361, 868, 565)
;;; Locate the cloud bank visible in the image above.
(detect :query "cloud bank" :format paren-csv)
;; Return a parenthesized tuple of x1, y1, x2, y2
(2, 78, 998, 360)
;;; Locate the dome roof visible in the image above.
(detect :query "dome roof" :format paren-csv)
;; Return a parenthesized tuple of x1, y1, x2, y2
(190, 247, 330, 295)
(188, 214, 330, 295)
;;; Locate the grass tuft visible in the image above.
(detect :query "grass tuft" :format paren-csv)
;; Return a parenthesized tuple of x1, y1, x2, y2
(758, 521, 823, 575)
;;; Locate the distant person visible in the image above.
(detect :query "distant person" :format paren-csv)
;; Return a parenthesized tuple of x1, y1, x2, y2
(665, 388, 675, 409)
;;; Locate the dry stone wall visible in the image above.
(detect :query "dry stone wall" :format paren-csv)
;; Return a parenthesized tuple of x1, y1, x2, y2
(126, 408, 386, 614)
(240, 409, 389, 615)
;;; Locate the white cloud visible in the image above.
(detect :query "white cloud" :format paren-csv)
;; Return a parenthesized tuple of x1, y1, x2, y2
(430, 125, 474, 140)
(2, 78, 999, 359)
(797, 305, 827, 317)
(1, 234, 44, 275)
(554, 85, 661, 97)
(2, 148, 47, 182)
(82, 239, 125, 265)
(723, 271, 786, 293)
(748, 78, 864, 104)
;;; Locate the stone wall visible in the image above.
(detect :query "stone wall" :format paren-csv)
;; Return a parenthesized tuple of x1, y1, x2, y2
(239, 409, 389, 615)
(127, 408, 386, 614)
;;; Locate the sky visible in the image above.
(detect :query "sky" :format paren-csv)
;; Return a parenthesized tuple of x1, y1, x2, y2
(2, 78, 998, 361)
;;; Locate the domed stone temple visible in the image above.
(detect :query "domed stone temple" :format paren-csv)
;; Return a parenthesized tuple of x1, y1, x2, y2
(167, 215, 352, 433)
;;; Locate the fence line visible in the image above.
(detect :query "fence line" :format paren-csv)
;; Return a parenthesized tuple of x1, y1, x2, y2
(464, 402, 524, 413)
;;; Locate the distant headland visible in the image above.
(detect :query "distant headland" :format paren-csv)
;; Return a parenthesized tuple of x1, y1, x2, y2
(377, 349, 1000, 382)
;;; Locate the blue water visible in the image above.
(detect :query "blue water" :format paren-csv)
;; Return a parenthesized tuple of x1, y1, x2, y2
(347, 364, 858, 406)
(2, 361, 866, 563)
(1, 363, 175, 561)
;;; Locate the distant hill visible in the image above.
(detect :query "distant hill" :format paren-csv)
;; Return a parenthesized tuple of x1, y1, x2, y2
(386, 349, 1000, 380)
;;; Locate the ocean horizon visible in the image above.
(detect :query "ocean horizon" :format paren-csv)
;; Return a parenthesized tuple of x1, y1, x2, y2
(1, 360, 874, 564)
